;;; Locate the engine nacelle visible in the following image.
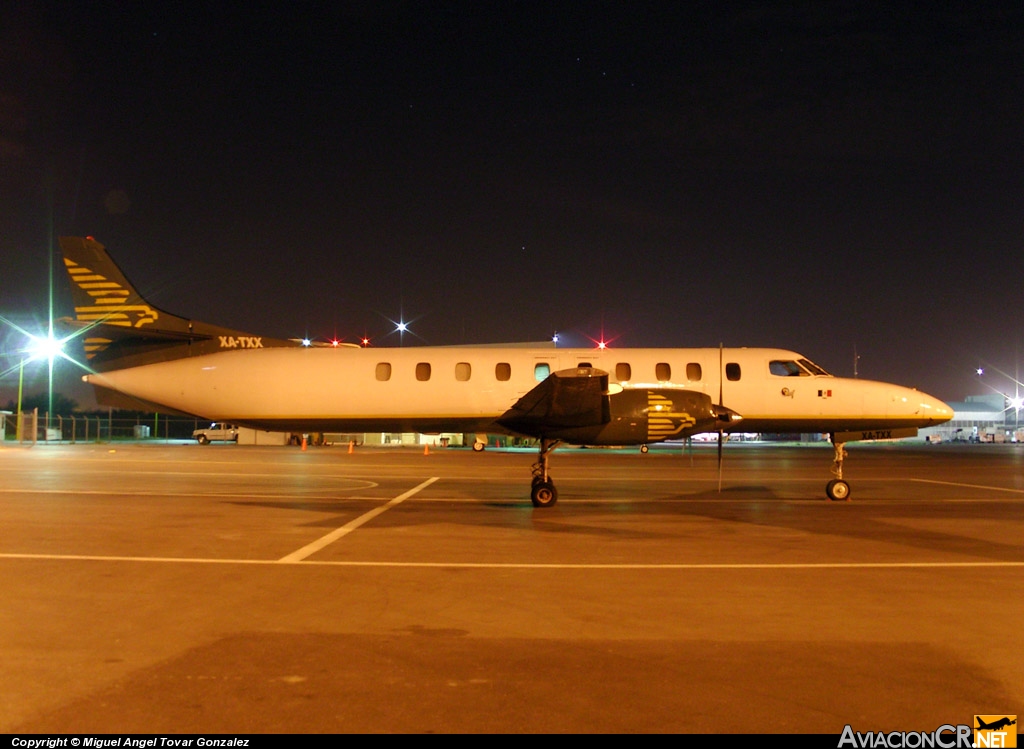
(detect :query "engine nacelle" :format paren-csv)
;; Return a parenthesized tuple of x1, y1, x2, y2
(497, 367, 739, 445)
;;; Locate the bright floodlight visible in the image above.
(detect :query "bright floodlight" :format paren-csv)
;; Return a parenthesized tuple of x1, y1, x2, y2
(301, 338, 311, 347)
(26, 332, 64, 362)
(396, 322, 408, 333)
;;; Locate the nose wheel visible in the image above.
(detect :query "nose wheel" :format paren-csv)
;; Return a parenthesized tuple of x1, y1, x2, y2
(826, 478, 850, 501)
(530, 439, 561, 507)
(827, 437, 851, 501)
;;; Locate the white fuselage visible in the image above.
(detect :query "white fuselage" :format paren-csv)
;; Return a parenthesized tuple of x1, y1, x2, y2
(83, 346, 953, 438)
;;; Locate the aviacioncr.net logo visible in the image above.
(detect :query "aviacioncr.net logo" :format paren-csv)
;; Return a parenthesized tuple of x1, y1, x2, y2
(838, 724, 973, 748)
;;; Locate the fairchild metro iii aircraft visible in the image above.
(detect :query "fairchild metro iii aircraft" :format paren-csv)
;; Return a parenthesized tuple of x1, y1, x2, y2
(58, 237, 952, 507)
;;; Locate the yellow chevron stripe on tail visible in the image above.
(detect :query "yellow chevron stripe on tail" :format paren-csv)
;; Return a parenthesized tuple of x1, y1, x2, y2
(64, 257, 159, 329)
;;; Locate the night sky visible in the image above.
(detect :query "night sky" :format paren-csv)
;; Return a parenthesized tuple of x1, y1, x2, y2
(3, 2, 1024, 405)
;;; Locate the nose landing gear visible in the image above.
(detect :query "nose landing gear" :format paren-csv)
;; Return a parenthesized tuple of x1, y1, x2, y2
(826, 437, 851, 501)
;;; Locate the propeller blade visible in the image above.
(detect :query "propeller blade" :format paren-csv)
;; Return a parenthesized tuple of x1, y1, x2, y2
(718, 343, 723, 407)
(718, 343, 724, 493)
(717, 430, 723, 492)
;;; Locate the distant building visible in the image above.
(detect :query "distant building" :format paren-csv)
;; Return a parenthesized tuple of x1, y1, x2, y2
(923, 394, 1022, 443)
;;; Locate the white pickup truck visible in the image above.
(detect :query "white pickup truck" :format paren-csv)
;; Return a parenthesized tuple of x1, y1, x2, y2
(192, 422, 239, 444)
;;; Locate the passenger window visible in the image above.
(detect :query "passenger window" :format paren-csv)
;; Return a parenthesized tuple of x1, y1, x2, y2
(495, 362, 511, 381)
(616, 362, 631, 381)
(726, 362, 741, 381)
(535, 363, 551, 381)
(416, 362, 431, 381)
(656, 362, 671, 381)
(455, 362, 471, 381)
(375, 362, 391, 381)
(686, 362, 702, 381)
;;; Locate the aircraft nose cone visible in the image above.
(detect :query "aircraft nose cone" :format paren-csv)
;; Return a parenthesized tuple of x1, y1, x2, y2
(922, 394, 954, 425)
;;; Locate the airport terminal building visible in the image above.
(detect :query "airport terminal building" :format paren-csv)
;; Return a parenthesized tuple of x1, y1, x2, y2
(923, 393, 1023, 443)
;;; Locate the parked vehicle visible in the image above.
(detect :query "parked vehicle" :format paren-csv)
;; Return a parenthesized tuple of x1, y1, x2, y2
(192, 422, 239, 444)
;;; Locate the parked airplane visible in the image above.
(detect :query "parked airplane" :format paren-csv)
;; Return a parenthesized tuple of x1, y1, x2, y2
(57, 236, 952, 507)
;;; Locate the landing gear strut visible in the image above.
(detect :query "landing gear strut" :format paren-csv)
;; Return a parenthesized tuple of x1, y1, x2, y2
(530, 438, 561, 507)
(826, 435, 851, 501)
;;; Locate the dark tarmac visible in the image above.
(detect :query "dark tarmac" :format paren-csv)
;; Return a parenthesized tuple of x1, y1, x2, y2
(1, 441, 1022, 733)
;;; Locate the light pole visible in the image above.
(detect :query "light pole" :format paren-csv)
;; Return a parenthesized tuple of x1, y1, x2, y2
(19, 332, 65, 441)
(16, 357, 24, 442)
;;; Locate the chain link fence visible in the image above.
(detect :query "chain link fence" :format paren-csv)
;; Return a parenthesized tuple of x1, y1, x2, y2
(1, 409, 205, 444)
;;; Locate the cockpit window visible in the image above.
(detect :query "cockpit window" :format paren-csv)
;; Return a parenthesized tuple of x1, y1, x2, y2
(769, 360, 807, 377)
(769, 358, 832, 377)
(798, 358, 831, 376)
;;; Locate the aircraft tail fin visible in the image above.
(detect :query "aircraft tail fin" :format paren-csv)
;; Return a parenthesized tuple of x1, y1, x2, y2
(58, 236, 295, 370)
(60, 236, 193, 334)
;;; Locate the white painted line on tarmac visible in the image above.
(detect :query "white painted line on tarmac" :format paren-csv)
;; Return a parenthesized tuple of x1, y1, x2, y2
(0, 485, 378, 499)
(276, 477, 440, 563)
(0, 553, 273, 564)
(0, 554, 1022, 570)
(910, 478, 1024, 494)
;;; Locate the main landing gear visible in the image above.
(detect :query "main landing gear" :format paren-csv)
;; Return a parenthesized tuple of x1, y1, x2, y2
(530, 438, 561, 508)
(826, 436, 851, 501)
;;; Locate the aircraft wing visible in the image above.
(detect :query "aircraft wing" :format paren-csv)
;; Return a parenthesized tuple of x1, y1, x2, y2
(497, 367, 611, 437)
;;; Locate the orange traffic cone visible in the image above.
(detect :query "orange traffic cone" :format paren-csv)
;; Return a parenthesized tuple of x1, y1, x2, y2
(348, 440, 354, 454)
(301, 436, 307, 451)
(423, 443, 430, 455)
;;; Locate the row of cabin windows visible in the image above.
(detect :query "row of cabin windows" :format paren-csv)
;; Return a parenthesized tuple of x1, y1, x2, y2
(374, 361, 744, 383)
(613, 361, 733, 382)
(375, 362, 494, 382)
